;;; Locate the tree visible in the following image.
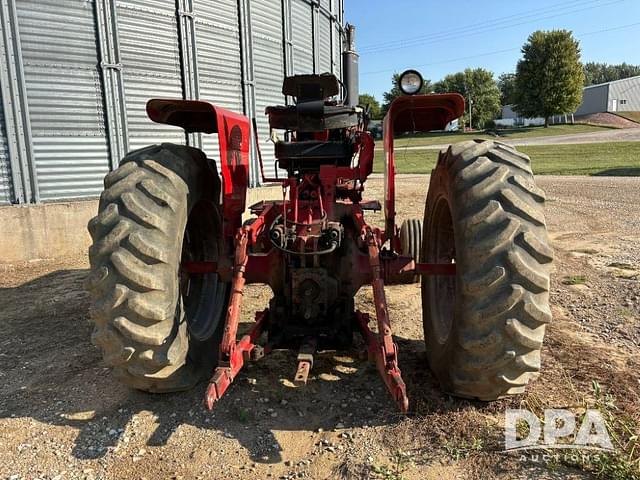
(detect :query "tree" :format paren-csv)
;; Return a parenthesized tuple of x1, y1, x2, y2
(381, 73, 432, 116)
(433, 68, 501, 129)
(359, 93, 381, 120)
(584, 62, 640, 86)
(498, 73, 517, 106)
(514, 30, 585, 127)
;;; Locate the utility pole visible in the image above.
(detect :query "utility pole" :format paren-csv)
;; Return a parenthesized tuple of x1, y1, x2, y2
(469, 98, 473, 131)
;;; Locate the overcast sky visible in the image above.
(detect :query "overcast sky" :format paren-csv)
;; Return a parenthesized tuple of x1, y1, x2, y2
(345, 0, 640, 99)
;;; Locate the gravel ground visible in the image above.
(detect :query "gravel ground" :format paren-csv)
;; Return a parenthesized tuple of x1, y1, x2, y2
(0, 175, 638, 480)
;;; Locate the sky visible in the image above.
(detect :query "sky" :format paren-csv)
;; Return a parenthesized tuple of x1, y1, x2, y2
(344, 0, 640, 100)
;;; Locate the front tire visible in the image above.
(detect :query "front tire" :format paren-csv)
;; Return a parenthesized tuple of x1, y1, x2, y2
(400, 218, 423, 284)
(85, 143, 230, 392)
(422, 140, 553, 400)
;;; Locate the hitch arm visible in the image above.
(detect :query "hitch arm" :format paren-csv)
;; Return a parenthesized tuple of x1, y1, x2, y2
(219, 229, 249, 359)
(204, 229, 263, 409)
(363, 229, 409, 412)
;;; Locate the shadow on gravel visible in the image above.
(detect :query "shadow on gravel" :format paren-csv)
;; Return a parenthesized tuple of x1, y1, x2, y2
(592, 167, 640, 176)
(0, 269, 467, 464)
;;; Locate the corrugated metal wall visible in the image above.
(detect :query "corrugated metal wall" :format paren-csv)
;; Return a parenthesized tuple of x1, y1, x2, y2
(117, 0, 185, 150)
(607, 76, 640, 112)
(0, 0, 344, 204)
(0, 87, 12, 204)
(196, 0, 243, 160)
(290, 1, 314, 75)
(317, 0, 333, 74)
(250, 0, 286, 182)
(17, 0, 111, 201)
(575, 84, 609, 116)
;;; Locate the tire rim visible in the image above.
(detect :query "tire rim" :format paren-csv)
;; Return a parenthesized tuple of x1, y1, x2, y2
(428, 196, 456, 344)
(179, 205, 227, 342)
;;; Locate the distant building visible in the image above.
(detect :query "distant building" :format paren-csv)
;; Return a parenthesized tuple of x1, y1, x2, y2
(497, 106, 545, 127)
(500, 75, 640, 124)
(575, 75, 640, 115)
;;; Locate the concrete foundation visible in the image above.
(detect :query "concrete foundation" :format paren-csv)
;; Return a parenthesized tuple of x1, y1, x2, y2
(0, 186, 281, 265)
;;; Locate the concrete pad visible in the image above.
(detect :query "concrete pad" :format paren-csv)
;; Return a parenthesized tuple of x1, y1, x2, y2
(0, 185, 282, 265)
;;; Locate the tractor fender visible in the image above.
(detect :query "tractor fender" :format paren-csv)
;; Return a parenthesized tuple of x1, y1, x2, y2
(147, 99, 250, 238)
(381, 93, 465, 247)
(384, 93, 464, 136)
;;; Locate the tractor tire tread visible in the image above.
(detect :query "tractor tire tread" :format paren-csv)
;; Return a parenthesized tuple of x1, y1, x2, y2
(424, 140, 552, 400)
(86, 144, 214, 392)
(400, 218, 423, 284)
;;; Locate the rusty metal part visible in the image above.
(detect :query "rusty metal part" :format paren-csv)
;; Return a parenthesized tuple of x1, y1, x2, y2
(204, 310, 268, 409)
(355, 312, 408, 413)
(293, 340, 317, 385)
(294, 360, 312, 385)
(219, 229, 250, 363)
(363, 229, 409, 412)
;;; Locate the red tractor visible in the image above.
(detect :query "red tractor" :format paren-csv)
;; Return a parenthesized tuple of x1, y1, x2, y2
(86, 60, 552, 412)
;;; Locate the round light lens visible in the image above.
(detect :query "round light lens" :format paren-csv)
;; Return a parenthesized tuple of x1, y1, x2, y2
(399, 70, 424, 95)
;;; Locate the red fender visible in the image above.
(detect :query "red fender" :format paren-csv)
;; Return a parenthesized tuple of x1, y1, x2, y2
(146, 99, 250, 239)
(382, 94, 465, 246)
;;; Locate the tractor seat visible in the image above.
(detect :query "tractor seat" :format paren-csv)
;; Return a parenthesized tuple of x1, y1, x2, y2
(275, 140, 354, 172)
(267, 104, 360, 132)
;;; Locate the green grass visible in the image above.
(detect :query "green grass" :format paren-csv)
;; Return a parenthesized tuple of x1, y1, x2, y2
(522, 142, 640, 176)
(615, 111, 640, 124)
(607, 262, 635, 270)
(373, 141, 640, 176)
(384, 124, 612, 149)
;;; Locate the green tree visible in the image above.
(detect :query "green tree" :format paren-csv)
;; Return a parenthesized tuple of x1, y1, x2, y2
(514, 30, 585, 127)
(498, 73, 517, 106)
(381, 73, 432, 116)
(433, 68, 501, 129)
(583, 62, 640, 86)
(359, 93, 382, 120)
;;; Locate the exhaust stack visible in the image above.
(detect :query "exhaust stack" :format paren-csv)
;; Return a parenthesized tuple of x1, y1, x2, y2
(342, 24, 359, 108)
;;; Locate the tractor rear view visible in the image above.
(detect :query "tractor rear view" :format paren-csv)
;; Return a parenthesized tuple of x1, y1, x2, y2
(85, 30, 552, 412)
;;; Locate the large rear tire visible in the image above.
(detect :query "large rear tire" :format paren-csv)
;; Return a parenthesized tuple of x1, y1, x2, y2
(85, 143, 230, 392)
(422, 140, 553, 400)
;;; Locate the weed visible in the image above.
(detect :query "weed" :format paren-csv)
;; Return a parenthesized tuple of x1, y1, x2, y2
(557, 381, 640, 479)
(608, 262, 635, 270)
(233, 406, 252, 424)
(562, 275, 588, 285)
(371, 450, 413, 480)
(444, 437, 484, 461)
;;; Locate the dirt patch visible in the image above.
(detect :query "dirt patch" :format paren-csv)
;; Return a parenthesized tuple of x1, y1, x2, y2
(1, 176, 639, 479)
(575, 112, 640, 129)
